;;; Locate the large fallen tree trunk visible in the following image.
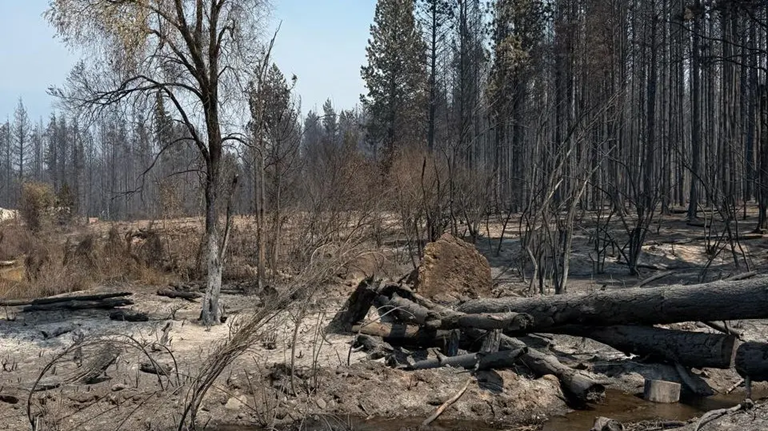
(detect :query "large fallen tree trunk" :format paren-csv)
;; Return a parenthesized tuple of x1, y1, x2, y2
(552, 325, 738, 369)
(380, 294, 533, 332)
(458, 277, 768, 331)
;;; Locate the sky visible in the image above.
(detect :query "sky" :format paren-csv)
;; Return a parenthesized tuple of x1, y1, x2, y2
(0, 0, 375, 122)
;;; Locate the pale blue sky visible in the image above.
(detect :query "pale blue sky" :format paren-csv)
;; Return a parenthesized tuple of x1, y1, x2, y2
(0, 0, 375, 122)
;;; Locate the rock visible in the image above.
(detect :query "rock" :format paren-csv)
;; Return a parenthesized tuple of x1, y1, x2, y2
(592, 417, 624, 431)
(111, 383, 128, 392)
(224, 396, 245, 411)
(415, 233, 492, 302)
(0, 394, 19, 404)
(316, 398, 327, 410)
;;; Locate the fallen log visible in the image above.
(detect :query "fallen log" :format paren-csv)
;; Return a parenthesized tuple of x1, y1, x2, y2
(33, 344, 121, 391)
(0, 394, 19, 405)
(41, 324, 77, 339)
(352, 334, 394, 360)
(352, 322, 454, 349)
(329, 277, 380, 332)
(381, 294, 532, 332)
(550, 325, 738, 369)
(0, 298, 31, 306)
(140, 361, 172, 376)
(735, 342, 768, 398)
(157, 288, 201, 301)
(458, 277, 768, 331)
(3, 291, 132, 307)
(23, 298, 134, 312)
(30, 291, 132, 305)
(463, 328, 605, 403)
(409, 347, 527, 371)
(109, 309, 149, 322)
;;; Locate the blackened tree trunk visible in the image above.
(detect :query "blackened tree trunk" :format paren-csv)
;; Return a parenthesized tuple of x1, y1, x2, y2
(458, 277, 768, 331)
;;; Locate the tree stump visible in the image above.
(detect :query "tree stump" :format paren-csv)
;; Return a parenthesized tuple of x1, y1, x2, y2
(643, 379, 680, 403)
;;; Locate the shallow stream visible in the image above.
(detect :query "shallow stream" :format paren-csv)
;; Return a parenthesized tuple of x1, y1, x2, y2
(218, 387, 763, 430)
(542, 388, 759, 430)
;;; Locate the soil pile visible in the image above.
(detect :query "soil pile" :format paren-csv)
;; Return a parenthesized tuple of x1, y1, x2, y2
(415, 233, 492, 302)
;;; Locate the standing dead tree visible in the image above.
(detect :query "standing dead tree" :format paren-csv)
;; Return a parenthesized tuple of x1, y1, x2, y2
(521, 96, 618, 294)
(45, 0, 268, 326)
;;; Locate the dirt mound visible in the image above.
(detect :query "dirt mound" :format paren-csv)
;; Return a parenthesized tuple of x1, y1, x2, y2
(415, 233, 492, 302)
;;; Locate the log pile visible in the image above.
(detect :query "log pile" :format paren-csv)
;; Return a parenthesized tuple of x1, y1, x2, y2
(332, 279, 606, 403)
(20, 292, 134, 312)
(332, 274, 768, 406)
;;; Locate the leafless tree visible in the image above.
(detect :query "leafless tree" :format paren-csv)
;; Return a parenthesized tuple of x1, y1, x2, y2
(45, 0, 269, 325)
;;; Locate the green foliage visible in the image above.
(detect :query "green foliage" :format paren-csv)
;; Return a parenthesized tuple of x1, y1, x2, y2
(361, 0, 428, 168)
(488, 0, 548, 113)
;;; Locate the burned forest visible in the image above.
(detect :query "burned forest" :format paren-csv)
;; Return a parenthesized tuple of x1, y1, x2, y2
(3, 0, 768, 430)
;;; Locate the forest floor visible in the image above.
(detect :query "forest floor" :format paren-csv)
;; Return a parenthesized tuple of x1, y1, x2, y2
(2, 209, 768, 430)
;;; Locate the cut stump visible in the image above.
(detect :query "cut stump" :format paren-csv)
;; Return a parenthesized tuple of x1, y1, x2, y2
(644, 379, 680, 403)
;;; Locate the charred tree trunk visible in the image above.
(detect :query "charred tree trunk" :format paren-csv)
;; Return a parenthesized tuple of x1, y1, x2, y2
(380, 294, 532, 332)
(409, 348, 527, 371)
(735, 341, 768, 384)
(554, 325, 738, 369)
(458, 277, 768, 331)
(328, 277, 380, 332)
(352, 322, 454, 349)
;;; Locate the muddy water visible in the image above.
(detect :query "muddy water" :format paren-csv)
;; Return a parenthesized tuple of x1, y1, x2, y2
(542, 388, 761, 431)
(217, 417, 499, 430)
(218, 388, 763, 431)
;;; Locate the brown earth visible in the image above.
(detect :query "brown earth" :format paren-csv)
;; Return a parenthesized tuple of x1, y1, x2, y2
(415, 233, 493, 302)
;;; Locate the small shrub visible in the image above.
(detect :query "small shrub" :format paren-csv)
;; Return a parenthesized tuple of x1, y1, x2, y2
(0, 224, 35, 261)
(19, 182, 55, 232)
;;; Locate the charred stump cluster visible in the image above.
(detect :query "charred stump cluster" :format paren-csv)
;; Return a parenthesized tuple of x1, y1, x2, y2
(331, 275, 768, 405)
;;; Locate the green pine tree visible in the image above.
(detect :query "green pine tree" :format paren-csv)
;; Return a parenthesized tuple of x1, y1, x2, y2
(361, 0, 427, 168)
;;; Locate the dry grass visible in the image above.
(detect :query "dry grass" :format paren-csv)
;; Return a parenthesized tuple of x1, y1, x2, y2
(0, 197, 403, 302)
(0, 223, 174, 300)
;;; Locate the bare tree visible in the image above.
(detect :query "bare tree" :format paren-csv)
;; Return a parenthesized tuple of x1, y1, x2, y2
(46, 0, 268, 326)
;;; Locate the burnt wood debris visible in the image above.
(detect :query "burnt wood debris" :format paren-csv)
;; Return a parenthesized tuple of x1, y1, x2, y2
(332, 274, 768, 404)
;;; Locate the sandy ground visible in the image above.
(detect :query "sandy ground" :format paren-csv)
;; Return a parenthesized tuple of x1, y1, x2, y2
(0, 283, 565, 431)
